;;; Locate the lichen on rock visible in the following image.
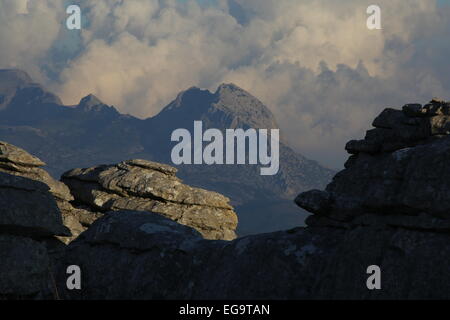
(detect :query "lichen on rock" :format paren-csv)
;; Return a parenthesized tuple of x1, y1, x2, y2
(62, 159, 238, 240)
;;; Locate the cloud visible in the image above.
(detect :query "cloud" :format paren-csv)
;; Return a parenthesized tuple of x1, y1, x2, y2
(0, 0, 64, 82)
(1, 0, 450, 168)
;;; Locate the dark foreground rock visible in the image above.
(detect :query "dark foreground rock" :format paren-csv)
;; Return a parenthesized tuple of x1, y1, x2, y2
(0, 235, 50, 299)
(0, 172, 69, 237)
(0, 172, 68, 299)
(0, 141, 98, 243)
(58, 211, 450, 300)
(62, 160, 238, 240)
(296, 99, 450, 229)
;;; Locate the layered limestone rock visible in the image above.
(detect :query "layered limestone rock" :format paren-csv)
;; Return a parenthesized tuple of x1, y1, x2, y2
(296, 99, 450, 230)
(0, 172, 69, 298)
(0, 140, 237, 241)
(61, 159, 238, 240)
(0, 141, 99, 242)
(0, 172, 69, 237)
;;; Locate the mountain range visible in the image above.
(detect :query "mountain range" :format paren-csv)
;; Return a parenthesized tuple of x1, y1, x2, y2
(0, 69, 334, 235)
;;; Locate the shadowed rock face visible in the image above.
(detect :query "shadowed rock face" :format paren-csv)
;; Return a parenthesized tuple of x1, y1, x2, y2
(58, 211, 450, 300)
(0, 235, 50, 299)
(0, 172, 69, 238)
(62, 159, 238, 240)
(0, 141, 98, 243)
(0, 171, 69, 299)
(296, 99, 450, 230)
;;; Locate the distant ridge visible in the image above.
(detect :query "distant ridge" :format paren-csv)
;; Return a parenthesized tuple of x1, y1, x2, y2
(0, 69, 33, 109)
(0, 69, 62, 110)
(155, 83, 278, 131)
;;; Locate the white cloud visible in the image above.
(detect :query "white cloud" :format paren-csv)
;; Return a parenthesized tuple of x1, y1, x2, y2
(1, 0, 450, 168)
(0, 0, 63, 82)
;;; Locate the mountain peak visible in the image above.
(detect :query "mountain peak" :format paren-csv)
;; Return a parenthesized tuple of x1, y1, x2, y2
(154, 83, 278, 130)
(79, 94, 104, 108)
(216, 83, 244, 93)
(77, 94, 119, 116)
(212, 83, 279, 130)
(0, 69, 62, 109)
(163, 86, 216, 113)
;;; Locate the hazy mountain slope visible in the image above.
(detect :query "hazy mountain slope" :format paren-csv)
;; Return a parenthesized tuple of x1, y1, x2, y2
(145, 84, 335, 234)
(0, 69, 334, 235)
(146, 84, 333, 199)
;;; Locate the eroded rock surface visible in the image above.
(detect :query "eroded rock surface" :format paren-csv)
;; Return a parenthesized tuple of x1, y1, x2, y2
(58, 210, 450, 300)
(296, 99, 450, 230)
(0, 172, 69, 237)
(62, 160, 238, 240)
(0, 235, 50, 299)
(0, 171, 68, 299)
(0, 141, 98, 242)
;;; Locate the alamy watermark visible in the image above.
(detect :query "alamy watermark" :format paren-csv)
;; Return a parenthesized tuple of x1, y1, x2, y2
(65, 5, 380, 31)
(367, 5, 382, 30)
(170, 121, 280, 176)
(366, 265, 381, 290)
(66, 5, 81, 30)
(66, 265, 81, 290)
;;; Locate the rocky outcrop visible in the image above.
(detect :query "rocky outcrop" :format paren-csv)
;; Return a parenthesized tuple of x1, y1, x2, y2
(0, 141, 67, 199)
(0, 140, 238, 242)
(0, 141, 98, 243)
(0, 141, 73, 298)
(296, 99, 450, 230)
(0, 172, 69, 237)
(0, 172, 69, 299)
(58, 210, 450, 300)
(61, 160, 238, 240)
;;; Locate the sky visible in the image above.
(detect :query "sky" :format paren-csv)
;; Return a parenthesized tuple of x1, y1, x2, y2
(1, 0, 450, 169)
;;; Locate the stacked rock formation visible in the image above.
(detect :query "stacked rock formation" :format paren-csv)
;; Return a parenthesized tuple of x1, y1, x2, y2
(0, 141, 99, 243)
(296, 99, 450, 230)
(0, 171, 70, 298)
(61, 159, 238, 240)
